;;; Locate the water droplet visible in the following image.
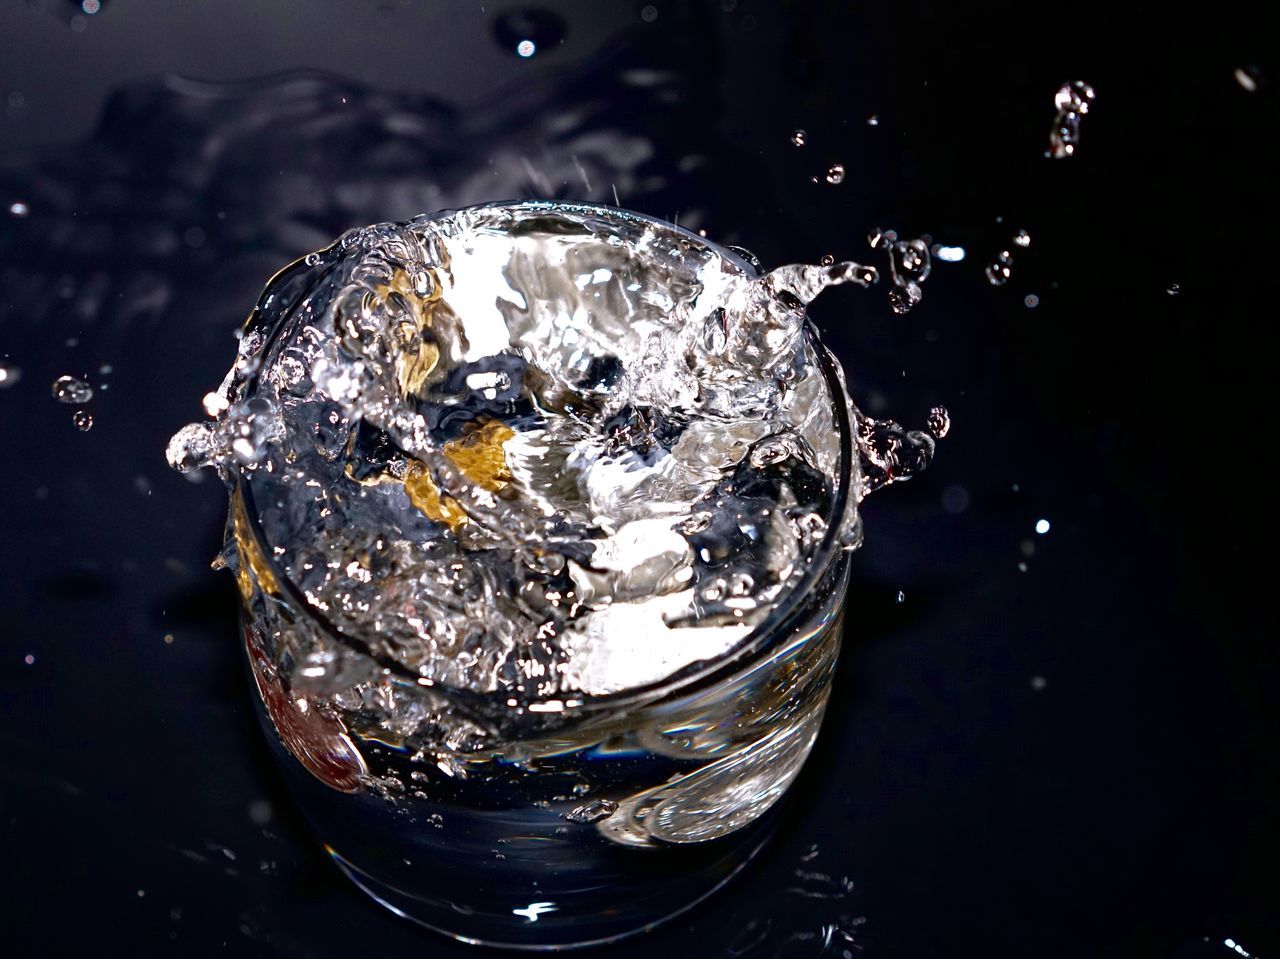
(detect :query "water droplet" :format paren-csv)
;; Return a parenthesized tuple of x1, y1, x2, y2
(304, 252, 321, 267)
(790, 129, 807, 147)
(1024, 294, 1040, 308)
(895, 590, 905, 603)
(493, 8, 566, 59)
(1013, 230, 1031, 248)
(819, 253, 834, 266)
(23, 654, 35, 666)
(824, 163, 846, 185)
(888, 284, 922, 314)
(640, 5, 659, 22)
(1049, 81, 1095, 159)
(51, 375, 93, 404)
(1030, 675, 1047, 691)
(8, 201, 29, 217)
(0, 363, 20, 388)
(1234, 66, 1261, 93)
(72, 410, 93, 431)
(1034, 518, 1051, 535)
(985, 250, 1013, 286)
(926, 406, 950, 439)
(1166, 283, 1181, 296)
(866, 114, 879, 126)
(932, 244, 965, 262)
(564, 798, 617, 823)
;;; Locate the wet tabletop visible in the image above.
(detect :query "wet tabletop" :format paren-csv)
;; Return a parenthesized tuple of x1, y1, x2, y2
(0, 1, 1272, 956)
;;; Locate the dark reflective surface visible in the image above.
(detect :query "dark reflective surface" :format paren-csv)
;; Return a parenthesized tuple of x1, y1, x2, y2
(0, 1, 1272, 956)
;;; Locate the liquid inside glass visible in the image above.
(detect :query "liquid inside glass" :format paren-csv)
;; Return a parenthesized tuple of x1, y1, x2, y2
(168, 202, 938, 947)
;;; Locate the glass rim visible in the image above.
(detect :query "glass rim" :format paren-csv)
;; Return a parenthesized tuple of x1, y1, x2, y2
(232, 200, 856, 717)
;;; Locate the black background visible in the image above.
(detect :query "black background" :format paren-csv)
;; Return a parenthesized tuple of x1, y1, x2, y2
(0, 1, 1274, 956)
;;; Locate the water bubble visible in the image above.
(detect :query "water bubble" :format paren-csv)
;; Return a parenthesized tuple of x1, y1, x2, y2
(819, 253, 834, 266)
(0, 363, 20, 388)
(640, 5, 659, 22)
(985, 250, 1013, 286)
(1049, 81, 1095, 159)
(303, 252, 321, 267)
(925, 405, 950, 439)
(1024, 294, 1040, 308)
(51, 375, 93, 404)
(790, 129, 807, 147)
(824, 163, 846, 185)
(564, 798, 618, 824)
(8, 201, 29, 217)
(72, 410, 93, 431)
(1013, 230, 1031, 248)
(493, 8, 566, 59)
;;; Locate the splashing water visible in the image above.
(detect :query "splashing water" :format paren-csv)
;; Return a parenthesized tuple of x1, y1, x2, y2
(1049, 81, 1096, 159)
(168, 203, 939, 713)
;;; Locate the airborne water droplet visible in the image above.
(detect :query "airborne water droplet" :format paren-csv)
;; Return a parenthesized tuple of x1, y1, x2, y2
(51, 375, 93, 404)
(0, 362, 20, 388)
(1013, 230, 1031, 248)
(790, 129, 807, 147)
(985, 250, 1014, 286)
(72, 410, 93, 431)
(926, 405, 950, 439)
(824, 163, 845, 185)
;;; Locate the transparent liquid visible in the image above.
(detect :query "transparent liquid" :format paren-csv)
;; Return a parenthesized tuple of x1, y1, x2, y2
(170, 202, 937, 946)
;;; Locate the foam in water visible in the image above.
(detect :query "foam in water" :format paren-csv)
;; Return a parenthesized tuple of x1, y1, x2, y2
(169, 203, 937, 708)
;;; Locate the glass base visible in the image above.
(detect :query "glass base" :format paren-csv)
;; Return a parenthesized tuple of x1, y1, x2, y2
(327, 830, 770, 950)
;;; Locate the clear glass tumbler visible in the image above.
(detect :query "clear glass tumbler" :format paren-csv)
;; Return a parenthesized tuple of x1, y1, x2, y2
(223, 204, 858, 949)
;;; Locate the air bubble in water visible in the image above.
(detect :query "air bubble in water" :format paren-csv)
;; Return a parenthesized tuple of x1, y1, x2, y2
(790, 129, 807, 147)
(985, 250, 1013, 286)
(52, 375, 93, 404)
(72, 410, 93, 431)
(564, 799, 618, 824)
(926, 405, 950, 439)
(1049, 81, 1095, 159)
(824, 163, 846, 185)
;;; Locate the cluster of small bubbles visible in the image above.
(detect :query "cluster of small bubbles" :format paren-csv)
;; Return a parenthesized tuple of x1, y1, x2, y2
(823, 163, 845, 185)
(1049, 81, 1096, 159)
(1024, 294, 1040, 308)
(51, 375, 93, 404)
(985, 250, 1014, 286)
(0, 363, 20, 388)
(8, 201, 29, 217)
(72, 410, 93, 431)
(1014, 230, 1031, 248)
(925, 405, 950, 439)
